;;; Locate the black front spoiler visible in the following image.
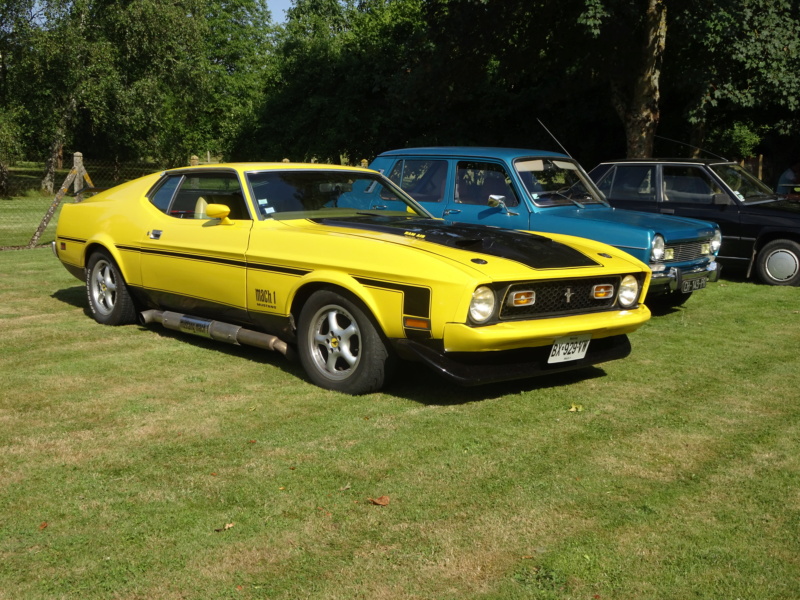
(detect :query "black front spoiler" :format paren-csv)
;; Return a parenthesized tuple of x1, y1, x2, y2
(395, 335, 632, 387)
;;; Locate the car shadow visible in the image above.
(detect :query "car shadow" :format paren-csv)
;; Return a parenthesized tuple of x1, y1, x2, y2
(50, 286, 609, 402)
(51, 286, 88, 311)
(383, 361, 607, 405)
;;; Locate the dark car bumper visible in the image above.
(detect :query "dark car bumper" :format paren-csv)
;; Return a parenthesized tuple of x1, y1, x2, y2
(649, 260, 721, 294)
(395, 335, 632, 386)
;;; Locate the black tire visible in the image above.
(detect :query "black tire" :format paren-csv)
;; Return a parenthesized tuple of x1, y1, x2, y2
(648, 289, 693, 309)
(85, 250, 137, 325)
(297, 290, 394, 394)
(755, 240, 800, 286)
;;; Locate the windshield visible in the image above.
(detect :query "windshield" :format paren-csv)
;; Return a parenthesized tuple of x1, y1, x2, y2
(709, 163, 776, 202)
(245, 170, 431, 219)
(513, 158, 605, 207)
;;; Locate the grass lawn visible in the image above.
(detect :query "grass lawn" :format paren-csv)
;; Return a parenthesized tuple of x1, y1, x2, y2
(1, 248, 799, 599)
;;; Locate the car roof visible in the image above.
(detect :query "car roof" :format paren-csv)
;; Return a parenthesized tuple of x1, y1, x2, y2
(377, 147, 570, 160)
(596, 158, 736, 167)
(165, 162, 377, 175)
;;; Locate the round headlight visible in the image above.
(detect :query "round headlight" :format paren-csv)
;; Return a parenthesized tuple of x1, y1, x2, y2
(618, 275, 640, 308)
(469, 286, 496, 323)
(650, 234, 665, 262)
(711, 229, 722, 253)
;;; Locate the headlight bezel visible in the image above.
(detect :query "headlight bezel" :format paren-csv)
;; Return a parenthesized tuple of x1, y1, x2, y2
(617, 274, 641, 309)
(469, 285, 497, 324)
(711, 229, 722, 254)
(650, 234, 665, 263)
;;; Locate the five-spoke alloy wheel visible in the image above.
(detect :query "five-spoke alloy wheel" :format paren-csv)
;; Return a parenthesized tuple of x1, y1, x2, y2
(298, 290, 393, 394)
(86, 250, 137, 325)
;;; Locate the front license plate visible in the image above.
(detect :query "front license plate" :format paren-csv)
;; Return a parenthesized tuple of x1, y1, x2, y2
(682, 277, 707, 293)
(548, 334, 591, 364)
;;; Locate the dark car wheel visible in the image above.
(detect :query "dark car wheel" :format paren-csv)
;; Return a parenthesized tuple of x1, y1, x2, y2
(298, 290, 394, 394)
(756, 240, 800, 286)
(86, 250, 137, 325)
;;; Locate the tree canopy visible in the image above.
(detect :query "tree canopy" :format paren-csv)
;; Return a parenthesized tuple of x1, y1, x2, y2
(1, 0, 798, 182)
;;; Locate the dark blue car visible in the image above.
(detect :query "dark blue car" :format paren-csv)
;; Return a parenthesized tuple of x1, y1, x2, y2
(368, 147, 722, 306)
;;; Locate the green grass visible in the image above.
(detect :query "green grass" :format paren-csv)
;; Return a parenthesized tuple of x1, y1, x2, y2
(1, 248, 799, 599)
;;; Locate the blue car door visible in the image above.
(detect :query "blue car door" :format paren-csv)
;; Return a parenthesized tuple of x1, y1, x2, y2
(439, 160, 530, 229)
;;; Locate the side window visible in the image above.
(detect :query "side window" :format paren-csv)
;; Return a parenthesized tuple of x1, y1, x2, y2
(662, 166, 722, 204)
(385, 159, 447, 203)
(149, 176, 182, 213)
(607, 166, 657, 202)
(455, 161, 519, 207)
(168, 173, 250, 220)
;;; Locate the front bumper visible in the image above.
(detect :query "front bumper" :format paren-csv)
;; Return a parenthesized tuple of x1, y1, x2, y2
(396, 334, 632, 386)
(649, 260, 721, 293)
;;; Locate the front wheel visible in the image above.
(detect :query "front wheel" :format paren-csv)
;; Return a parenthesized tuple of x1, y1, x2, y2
(297, 290, 394, 394)
(756, 240, 800, 286)
(86, 250, 137, 325)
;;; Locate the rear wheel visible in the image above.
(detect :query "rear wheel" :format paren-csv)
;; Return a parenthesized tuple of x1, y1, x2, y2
(86, 250, 137, 325)
(756, 240, 800, 286)
(297, 290, 394, 394)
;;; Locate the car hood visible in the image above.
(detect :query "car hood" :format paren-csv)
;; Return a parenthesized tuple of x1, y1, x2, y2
(537, 205, 718, 241)
(742, 197, 800, 219)
(308, 216, 603, 270)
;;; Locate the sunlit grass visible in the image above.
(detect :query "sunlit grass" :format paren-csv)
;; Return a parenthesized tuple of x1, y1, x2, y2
(1, 248, 798, 599)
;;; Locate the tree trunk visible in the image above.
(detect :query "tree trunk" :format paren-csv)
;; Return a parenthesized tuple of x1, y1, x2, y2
(612, 0, 667, 158)
(41, 135, 63, 194)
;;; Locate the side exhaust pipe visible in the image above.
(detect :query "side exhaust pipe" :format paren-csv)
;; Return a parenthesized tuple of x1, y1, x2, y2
(140, 310, 293, 359)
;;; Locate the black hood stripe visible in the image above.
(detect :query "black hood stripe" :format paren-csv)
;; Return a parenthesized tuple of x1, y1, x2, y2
(314, 216, 600, 269)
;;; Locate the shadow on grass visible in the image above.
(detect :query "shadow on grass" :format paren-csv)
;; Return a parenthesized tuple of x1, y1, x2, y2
(385, 361, 607, 405)
(51, 286, 88, 310)
(51, 285, 610, 404)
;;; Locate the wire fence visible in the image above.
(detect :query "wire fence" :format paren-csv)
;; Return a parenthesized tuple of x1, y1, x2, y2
(1, 154, 175, 250)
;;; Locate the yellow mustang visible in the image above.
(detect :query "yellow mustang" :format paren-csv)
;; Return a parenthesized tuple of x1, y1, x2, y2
(54, 163, 651, 394)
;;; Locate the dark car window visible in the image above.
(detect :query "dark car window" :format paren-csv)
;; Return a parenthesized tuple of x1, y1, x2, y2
(154, 172, 250, 220)
(386, 159, 447, 203)
(598, 166, 657, 202)
(662, 166, 722, 204)
(149, 175, 182, 213)
(455, 161, 519, 207)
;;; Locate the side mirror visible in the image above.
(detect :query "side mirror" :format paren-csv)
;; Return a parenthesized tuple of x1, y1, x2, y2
(487, 194, 519, 216)
(712, 193, 731, 206)
(206, 203, 234, 225)
(487, 194, 507, 209)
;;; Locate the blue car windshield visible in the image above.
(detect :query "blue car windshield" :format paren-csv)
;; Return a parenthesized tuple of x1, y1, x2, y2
(513, 158, 605, 207)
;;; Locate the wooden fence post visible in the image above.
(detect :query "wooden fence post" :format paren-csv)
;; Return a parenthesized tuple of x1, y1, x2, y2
(28, 152, 94, 248)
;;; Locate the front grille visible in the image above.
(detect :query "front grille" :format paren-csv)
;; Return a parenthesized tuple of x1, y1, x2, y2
(666, 241, 708, 263)
(499, 277, 621, 320)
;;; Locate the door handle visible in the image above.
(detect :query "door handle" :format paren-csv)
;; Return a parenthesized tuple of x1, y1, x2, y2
(148, 230, 163, 240)
(443, 209, 462, 215)
(660, 209, 675, 214)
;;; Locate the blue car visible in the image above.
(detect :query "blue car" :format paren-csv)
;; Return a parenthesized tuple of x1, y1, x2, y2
(367, 147, 722, 306)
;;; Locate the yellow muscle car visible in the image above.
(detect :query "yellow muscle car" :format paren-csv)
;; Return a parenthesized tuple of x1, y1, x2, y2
(54, 163, 651, 394)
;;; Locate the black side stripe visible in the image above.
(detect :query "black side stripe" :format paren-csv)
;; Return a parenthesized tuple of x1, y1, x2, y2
(355, 277, 431, 318)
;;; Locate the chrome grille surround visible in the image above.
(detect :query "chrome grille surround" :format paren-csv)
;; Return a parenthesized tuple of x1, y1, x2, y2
(499, 276, 625, 320)
(665, 241, 709, 263)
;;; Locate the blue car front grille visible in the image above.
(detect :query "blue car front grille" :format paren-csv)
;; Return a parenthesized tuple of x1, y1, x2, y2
(666, 241, 709, 263)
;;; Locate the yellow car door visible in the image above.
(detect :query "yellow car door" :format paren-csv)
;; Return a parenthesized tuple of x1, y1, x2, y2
(139, 171, 253, 316)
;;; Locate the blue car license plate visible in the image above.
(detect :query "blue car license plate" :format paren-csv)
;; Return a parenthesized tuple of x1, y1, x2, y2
(682, 277, 707, 293)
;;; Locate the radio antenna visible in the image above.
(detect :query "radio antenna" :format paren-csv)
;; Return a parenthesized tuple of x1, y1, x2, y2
(537, 119, 573, 158)
(654, 135, 728, 161)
